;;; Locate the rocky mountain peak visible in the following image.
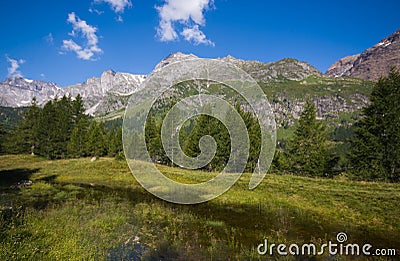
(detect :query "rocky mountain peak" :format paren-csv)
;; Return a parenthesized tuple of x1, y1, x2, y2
(374, 29, 399, 48)
(62, 70, 146, 115)
(99, 70, 116, 92)
(156, 52, 322, 82)
(101, 69, 116, 79)
(4, 75, 26, 85)
(0, 76, 61, 107)
(221, 55, 243, 62)
(325, 54, 360, 78)
(219, 55, 321, 82)
(154, 52, 199, 71)
(3, 75, 59, 90)
(326, 29, 400, 80)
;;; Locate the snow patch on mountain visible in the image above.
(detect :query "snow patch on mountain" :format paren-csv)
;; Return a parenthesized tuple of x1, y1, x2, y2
(0, 71, 146, 116)
(0, 52, 323, 117)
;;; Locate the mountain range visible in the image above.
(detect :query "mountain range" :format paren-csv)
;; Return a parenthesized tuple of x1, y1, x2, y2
(326, 29, 400, 80)
(0, 70, 146, 116)
(0, 52, 324, 116)
(0, 29, 398, 125)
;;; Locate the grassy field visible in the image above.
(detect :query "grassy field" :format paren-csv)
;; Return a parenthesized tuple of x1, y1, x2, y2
(0, 155, 399, 260)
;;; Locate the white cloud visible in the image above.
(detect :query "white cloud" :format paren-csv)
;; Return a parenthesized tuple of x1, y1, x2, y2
(6, 55, 25, 77)
(181, 25, 214, 46)
(67, 13, 99, 47)
(156, 0, 214, 45)
(157, 20, 178, 41)
(94, 0, 132, 14)
(116, 15, 123, 22)
(45, 33, 54, 46)
(89, 8, 104, 15)
(62, 13, 102, 61)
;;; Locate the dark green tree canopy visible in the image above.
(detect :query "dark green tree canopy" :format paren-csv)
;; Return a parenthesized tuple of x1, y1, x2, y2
(285, 98, 332, 177)
(7, 96, 123, 160)
(350, 69, 400, 182)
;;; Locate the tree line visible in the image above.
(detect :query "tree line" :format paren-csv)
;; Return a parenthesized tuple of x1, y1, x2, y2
(0, 69, 398, 182)
(0, 95, 123, 159)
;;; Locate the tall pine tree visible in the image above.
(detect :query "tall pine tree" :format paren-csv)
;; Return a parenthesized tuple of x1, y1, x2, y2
(12, 97, 41, 154)
(236, 104, 261, 173)
(145, 113, 163, 163)
(86, 121, 107, 157)
(67, 119, 89, 158)
(37, 100, 57, 158)
(350, 69, 400, 182)
(53, 95, 73, 158)
(285, 99, 331, 177)
(0, 124, 6, 154)
(67, 94, 90, 158)
(107, 127, 123, 157)
(184, 112, 230, 171)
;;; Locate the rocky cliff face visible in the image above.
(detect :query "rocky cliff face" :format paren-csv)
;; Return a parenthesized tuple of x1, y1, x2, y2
(0, 70, 146, 116)
(63, 70, 146, 115)
(153, 52, 199, 71)
(220, 56, 322, 82)
(154, 52, 323, 82)
(0, 76, 61, 107)
(271, 93, 369, 127)
(326, 29, 400, 80)
(325, 54, 360, 78)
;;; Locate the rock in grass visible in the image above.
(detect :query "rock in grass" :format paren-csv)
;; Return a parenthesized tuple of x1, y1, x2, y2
(10, 180, 33, 189)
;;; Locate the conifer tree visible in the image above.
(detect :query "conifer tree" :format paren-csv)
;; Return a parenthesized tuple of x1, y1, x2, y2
(184, 108, 231, 171)
(86, 121, 106, 157)
(0, 124, 6, 154)
(114, 126, 123, 156)
(145, 113, 162, 162)
(67, 94, 90, 158)
(107, 127, 123, 157)
(37, 100, 58, 158)
(223, 103, 247, 173)
(285, 99, 330, 177)
(12, 97, 41, 154)
(235, 104, 261, 173)
(71, 94, 86, 123)
(127, 129, 146, 160)
(52, 95, 73, 158)
(182, 103, 263, 172)
(67, 118, 89, 158)
(350, 69, 400, 182)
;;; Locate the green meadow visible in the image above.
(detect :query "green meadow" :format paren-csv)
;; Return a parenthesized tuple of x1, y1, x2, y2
(0, 155, 399, 260)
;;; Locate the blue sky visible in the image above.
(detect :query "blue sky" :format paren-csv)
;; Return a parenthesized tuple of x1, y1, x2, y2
(0, 0, 399, 86)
